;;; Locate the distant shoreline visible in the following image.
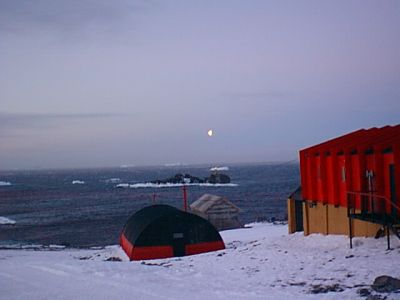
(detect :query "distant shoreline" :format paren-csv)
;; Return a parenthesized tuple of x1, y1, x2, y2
(0, 160, 299, 173)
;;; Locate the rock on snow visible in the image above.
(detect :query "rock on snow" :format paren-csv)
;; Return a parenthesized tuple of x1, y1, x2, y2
(0, 223, 399, 300)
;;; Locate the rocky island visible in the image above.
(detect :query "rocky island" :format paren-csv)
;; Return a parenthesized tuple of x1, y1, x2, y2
(151, 172, 231, 184)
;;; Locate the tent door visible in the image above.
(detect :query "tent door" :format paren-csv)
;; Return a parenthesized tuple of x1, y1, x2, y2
(172, 232, 185, 257)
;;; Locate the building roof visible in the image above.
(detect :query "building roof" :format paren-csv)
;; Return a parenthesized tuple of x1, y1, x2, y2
(300, 124, 400, 156)
(288, 186, 303, 201)
(190, 194, 240, 214)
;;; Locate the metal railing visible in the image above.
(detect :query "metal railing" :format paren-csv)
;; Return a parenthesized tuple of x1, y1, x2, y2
(347, 191, 400, 218)
(347, 191, 400, 250)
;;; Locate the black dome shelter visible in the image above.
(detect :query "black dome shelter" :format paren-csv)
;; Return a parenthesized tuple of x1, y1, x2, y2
(120, 204, 225, 260)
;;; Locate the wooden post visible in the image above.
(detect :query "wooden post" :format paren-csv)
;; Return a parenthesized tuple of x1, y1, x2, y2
(348, 201, 353, 249)
(386, 226, 391, 250)
(182, 185, 188, 212)
(349, 217, 353, 249)
(303, 201, 310, 235)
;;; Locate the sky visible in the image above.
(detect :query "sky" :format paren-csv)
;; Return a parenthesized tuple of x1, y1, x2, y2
(0, 0, 399, 170)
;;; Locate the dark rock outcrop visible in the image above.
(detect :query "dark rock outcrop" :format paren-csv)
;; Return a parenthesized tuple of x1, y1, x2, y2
(310, 284, 344, 294)
(151, 172, 231, 184)
(357, 288, 371, 297)
(371, 275, 400, 293)
(207, 173, 231, 184)
(151, 173, 205, 184)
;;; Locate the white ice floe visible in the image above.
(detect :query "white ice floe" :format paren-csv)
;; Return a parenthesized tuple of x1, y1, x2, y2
(164, 162, 184, 167)
(115, 183, 130, 188)
(210, 166, 229, 171)
(0, 216, 16, 225)
(116, 182, 238, 189)
(0, 244, 66, 250)
(72, 180, 85, 185)
(106, 178, 121, 183)
(48, 245, 66, 250)
(120, 164, 135, 168)
(0, 181, 12, 186)
(0, 223, 399, 299)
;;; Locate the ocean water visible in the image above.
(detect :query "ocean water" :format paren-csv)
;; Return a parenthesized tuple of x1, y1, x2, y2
(0, 163, 299, 248)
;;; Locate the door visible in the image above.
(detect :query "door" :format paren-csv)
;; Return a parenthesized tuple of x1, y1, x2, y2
(295, 200, 304, 232)
(172, 232, 185, 257)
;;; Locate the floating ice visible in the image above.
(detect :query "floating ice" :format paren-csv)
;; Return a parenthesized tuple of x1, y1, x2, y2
(0, 216, 16, 225)
(164, 162, 184, 167)
(120, 164, 135, 169)
(0, 181, 12, 186)
(72, 180, 85, 185)
(116, 183, 130, 188)
(210, 166, 229, 171)
(0, 243, 66, 250)
(105, 178, 121, 183)
(116, 182, 238, 189)
(49, 245, 66, 250)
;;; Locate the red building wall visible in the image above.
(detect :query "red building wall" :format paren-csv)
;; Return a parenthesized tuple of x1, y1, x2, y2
(299, 125, 400, 215)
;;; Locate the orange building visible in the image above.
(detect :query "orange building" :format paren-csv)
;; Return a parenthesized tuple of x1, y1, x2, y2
(288, 125, 400, 247)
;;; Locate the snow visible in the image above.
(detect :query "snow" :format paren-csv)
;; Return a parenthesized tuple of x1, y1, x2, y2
(0, 216, 16, 225)
(116, 182, 238, 188)
(0, 181, 12, 186)
(0, 223, 399, 300)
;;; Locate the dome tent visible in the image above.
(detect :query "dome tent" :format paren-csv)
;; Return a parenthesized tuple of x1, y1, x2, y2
(120, 204, 225, 260)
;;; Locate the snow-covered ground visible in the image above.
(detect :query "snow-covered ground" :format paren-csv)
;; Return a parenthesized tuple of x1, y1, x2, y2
(0, 223, 399, 300)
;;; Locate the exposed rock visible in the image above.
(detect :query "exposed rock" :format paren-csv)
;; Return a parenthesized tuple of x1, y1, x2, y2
(151, 173, 204, 184)
(310, 284, 344, 294)
(105, 257, 122, 262)
(366, 295, 387, 300)
(357, 288, 371, 297)
(78, 256, 92, 260)
(371, 275, 400, 293)
(207, 173, 230, 184)
(151, 172, 231, 184)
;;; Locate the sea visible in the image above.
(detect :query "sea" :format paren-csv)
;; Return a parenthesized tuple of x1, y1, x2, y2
(0, 163, 299, 248)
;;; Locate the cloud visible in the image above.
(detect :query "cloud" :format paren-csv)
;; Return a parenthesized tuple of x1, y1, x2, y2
(0, 111, 125, 120)
(0, 0, 150, 36)
(223, 91, 289, 101)
(0, 112, 127, 136)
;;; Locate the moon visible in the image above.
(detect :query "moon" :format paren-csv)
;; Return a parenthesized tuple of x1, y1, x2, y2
(207, 129, 213, 137)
